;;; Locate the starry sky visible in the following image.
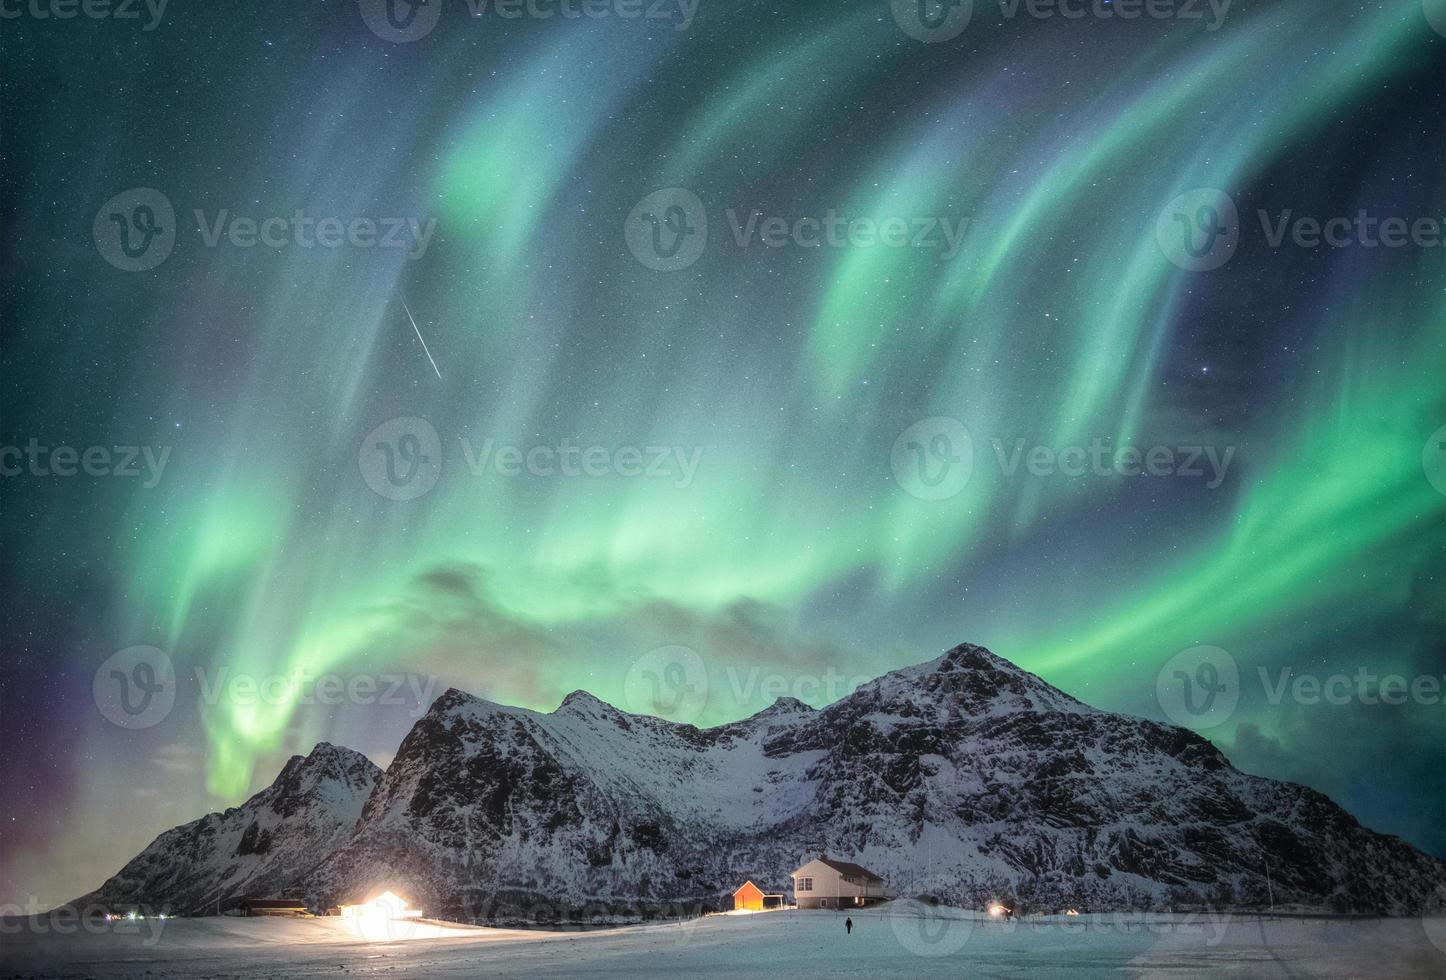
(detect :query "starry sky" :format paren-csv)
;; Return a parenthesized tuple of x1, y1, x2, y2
(1, 0, 1443, 909)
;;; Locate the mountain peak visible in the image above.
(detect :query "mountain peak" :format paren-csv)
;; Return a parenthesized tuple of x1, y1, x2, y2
(299, 741, 379, 776)
(272, 742, 380, 807)
(429, 686, 487, 714)
(757, 695, 814, 717)
(555, 690, 607, 705)
(935, 641, 1022, 673)
(726, 695, 816, 731)
(303, 741, 350, 762)
(850, 641, 1090, 718)
(554, 690, 630, 724)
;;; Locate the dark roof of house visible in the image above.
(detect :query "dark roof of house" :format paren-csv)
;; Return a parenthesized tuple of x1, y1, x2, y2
(244, 898, 307, 909)
(792, 856, 883, 881)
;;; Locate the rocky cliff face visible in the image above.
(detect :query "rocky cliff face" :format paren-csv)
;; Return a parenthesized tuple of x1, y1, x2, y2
(303, 645, 1446, 917)
(71, 742, 379, 914)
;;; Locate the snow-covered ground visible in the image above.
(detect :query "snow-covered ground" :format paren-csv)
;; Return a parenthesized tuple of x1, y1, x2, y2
(4, 903, 1444, 978)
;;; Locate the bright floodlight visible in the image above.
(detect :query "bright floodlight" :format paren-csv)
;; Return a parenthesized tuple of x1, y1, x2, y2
(340, 890, 423, 941)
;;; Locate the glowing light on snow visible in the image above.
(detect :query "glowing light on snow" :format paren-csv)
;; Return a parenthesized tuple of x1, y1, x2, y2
(340, 890, 423, 942)
(988, 904, 1008, 918)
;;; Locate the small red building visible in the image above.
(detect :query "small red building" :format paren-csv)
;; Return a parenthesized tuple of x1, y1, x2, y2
(732, 880, 765, 911)
(731, 880, 785, 911)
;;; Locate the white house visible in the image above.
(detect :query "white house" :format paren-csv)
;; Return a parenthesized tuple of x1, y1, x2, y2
(789, 855, 886, 909)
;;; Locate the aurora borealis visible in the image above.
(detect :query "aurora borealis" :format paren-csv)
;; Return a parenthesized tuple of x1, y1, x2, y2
(1, 0, 1443, 909)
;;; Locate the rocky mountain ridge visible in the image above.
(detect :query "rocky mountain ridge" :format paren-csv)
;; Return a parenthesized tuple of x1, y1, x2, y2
(73, 645, 1446, 917)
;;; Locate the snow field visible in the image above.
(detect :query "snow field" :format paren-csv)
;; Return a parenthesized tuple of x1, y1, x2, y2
(4, 903, 1444, 978)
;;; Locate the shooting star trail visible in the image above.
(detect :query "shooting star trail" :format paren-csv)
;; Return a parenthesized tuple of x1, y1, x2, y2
(402, 299, 442, 380)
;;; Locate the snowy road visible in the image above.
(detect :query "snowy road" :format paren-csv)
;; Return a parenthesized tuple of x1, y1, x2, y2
(4, 904, 1444, 978)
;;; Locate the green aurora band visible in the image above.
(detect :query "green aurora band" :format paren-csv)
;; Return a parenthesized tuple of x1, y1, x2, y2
(69, 2, 1441, 805)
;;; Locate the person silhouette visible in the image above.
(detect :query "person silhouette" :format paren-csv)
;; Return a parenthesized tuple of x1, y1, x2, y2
(845, 916, 853, 935)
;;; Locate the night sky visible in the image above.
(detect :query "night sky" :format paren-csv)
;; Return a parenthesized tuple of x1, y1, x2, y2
(1, 0, 1443, 910)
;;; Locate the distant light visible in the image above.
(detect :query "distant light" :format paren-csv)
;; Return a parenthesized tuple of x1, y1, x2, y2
(127, 911, 137, 921)
(1065, 909, 1080, 917)
(987, 903, 1008, 918)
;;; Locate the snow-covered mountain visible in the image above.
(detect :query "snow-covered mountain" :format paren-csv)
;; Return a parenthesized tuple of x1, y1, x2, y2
(77, 645, 1446, 918)
(72, 742, 380, 914)
(305, 644, 1446, 917)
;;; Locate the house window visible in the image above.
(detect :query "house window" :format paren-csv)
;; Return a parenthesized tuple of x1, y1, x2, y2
(797, 877, 812, 892)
